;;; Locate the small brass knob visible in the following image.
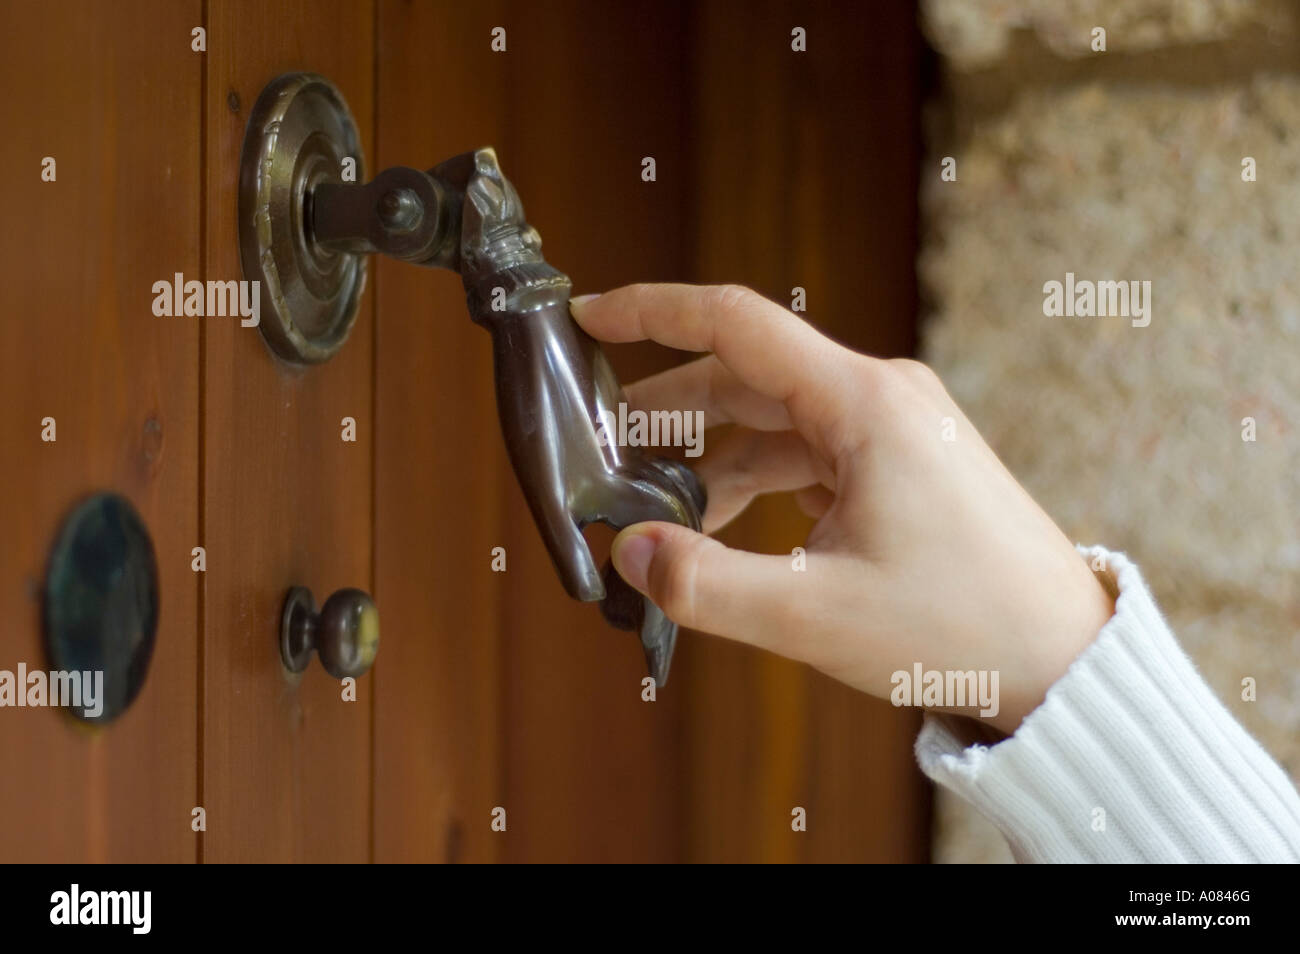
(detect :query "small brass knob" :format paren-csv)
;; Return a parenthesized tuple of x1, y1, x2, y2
(280, 585, 379, 679)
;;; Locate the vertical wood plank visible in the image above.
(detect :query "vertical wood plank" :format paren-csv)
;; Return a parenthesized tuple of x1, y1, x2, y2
(371, 0, 508, 864)
(0, 0, 201, 862)
(682, 0, 931, 861)
(202, 0, 374, 862)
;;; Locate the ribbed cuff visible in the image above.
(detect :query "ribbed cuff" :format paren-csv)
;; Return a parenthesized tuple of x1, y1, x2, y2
(916, 546, 1300, 863)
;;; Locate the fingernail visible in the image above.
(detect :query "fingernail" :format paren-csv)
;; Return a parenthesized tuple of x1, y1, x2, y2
(611, 530, 656, 591)
(570, 293, 601, 308)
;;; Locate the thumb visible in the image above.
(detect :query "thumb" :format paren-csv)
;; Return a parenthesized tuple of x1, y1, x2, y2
(610, 521, 804, 652)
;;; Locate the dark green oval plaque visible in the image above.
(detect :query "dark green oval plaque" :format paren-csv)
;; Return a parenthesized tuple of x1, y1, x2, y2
(43, 493, 159, 723)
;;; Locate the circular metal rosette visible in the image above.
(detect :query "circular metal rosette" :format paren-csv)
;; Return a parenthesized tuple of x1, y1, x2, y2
(238, 72, 366, 364)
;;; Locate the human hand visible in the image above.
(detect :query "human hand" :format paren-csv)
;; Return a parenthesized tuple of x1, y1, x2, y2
(570, 284, 1115, 734)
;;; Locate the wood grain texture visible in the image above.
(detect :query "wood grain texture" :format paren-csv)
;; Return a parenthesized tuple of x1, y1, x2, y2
(201, 0, 375, 862)
(371, 0, 508, 864)
(0, 0, 201, 863)
(679, 0, 931, 861)
(496, 0, 694, 862)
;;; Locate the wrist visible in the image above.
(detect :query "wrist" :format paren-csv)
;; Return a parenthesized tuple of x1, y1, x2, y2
(996, 551, 1117, 734)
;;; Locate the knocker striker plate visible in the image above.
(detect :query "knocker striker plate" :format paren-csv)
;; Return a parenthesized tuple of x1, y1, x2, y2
(238, 72, 366, 364)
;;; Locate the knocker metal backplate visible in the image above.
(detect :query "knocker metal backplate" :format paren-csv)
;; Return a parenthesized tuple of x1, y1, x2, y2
(238, 73, 366, 364)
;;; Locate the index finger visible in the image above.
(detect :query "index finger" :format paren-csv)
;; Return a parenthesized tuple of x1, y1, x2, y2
(571, 283, 862, 456)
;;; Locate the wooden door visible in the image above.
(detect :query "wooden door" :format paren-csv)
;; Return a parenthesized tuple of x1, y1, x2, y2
(0, 0, 928, 863)
(0, 0, 201, 864)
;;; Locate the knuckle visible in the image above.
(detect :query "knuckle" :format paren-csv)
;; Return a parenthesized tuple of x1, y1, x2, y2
(708, 283, 763, 319)
(851, 354, 902, 402)
(625, 282, 657, 313)
(648, 531, 711, 626)
(888, 357, 938, 386)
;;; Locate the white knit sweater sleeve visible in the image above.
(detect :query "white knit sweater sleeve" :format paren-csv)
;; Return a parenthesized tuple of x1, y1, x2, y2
(915, 545, 1300, 863)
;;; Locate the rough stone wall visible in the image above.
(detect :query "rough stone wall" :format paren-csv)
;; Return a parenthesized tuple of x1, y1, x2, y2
(919, 0, 1300, 864)
(924, 0, 1290, 68)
